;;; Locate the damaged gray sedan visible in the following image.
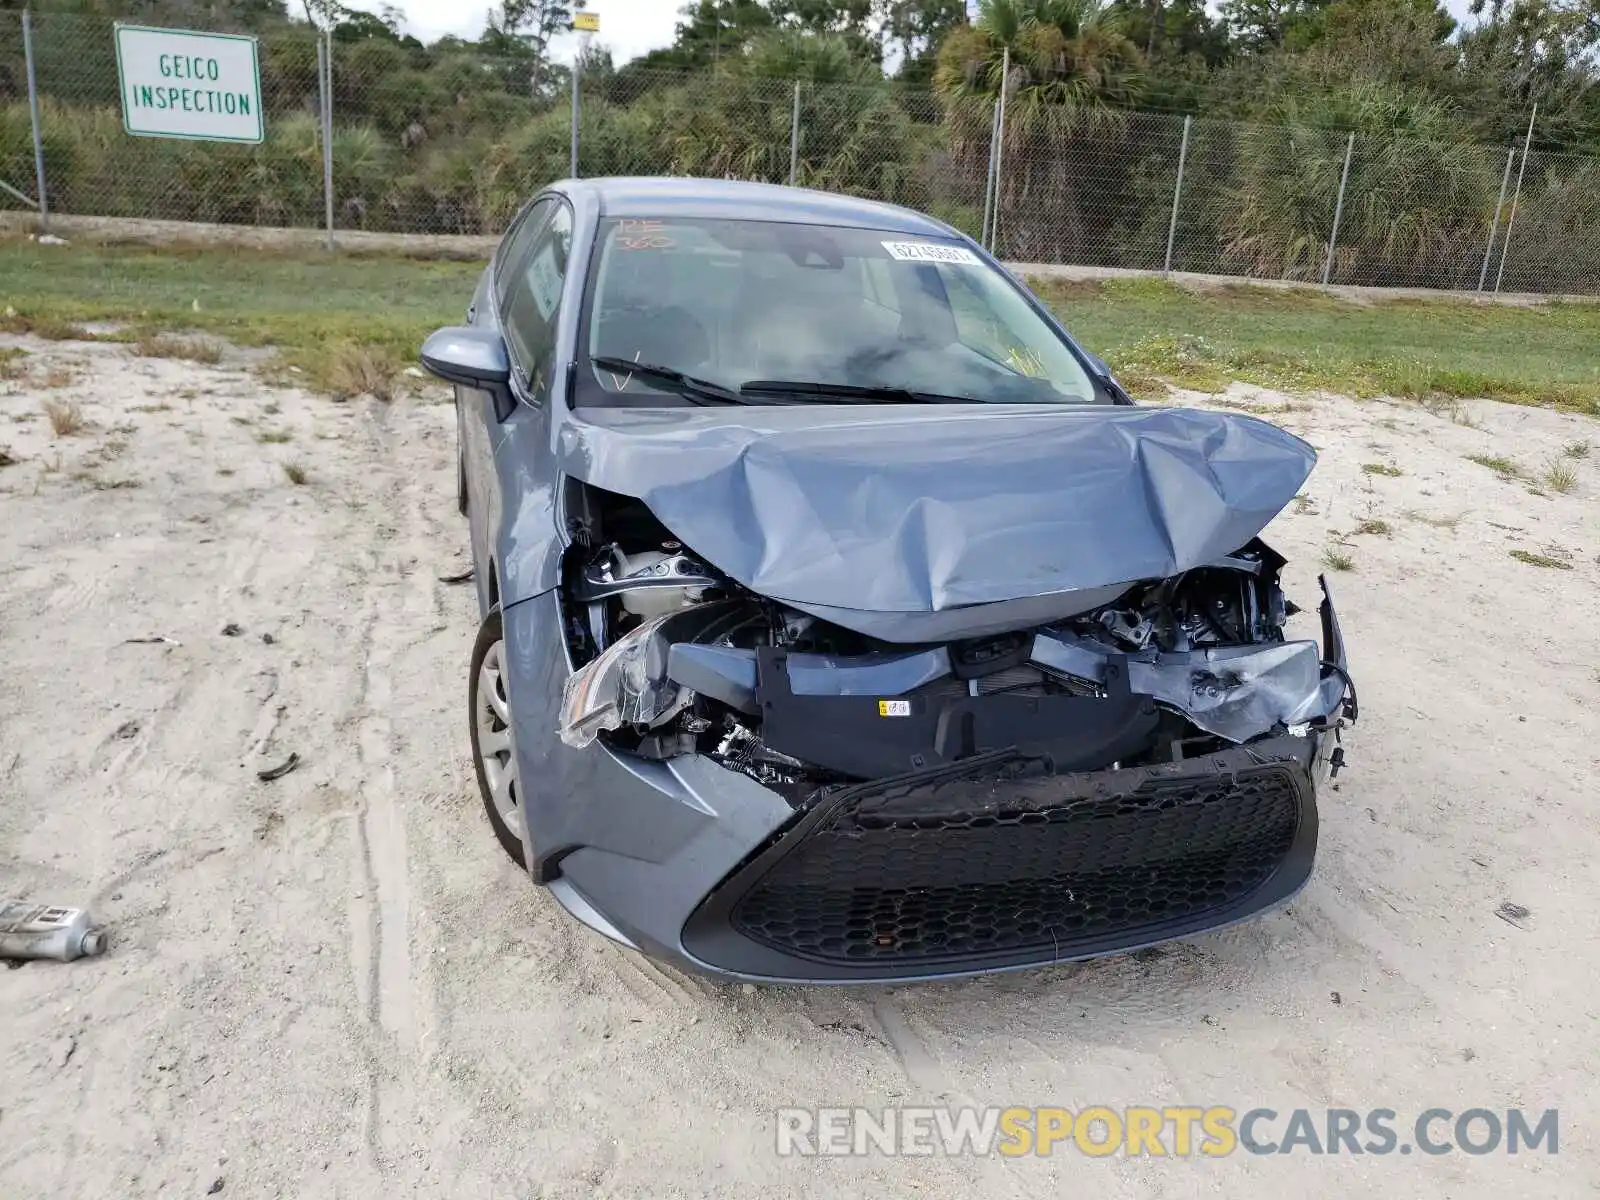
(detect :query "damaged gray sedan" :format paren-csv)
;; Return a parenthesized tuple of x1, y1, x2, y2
(422, 177, 1357, 983)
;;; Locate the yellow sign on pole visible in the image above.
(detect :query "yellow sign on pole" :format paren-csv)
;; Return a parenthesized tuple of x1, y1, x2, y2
(572, 12, 600, 32)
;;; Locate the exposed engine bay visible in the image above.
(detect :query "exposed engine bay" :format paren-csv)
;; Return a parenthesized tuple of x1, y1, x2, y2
(556, 487, 1354, 806)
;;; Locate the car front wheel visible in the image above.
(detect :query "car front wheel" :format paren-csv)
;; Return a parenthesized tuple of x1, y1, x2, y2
(469, 610, 527, 868)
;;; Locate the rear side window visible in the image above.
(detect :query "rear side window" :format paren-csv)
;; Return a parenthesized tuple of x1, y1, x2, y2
(501, 204, 574, 397)
(494, 198, 553, 312)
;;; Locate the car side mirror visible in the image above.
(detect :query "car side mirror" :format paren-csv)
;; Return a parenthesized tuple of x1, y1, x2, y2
(421, 327, 515, 420)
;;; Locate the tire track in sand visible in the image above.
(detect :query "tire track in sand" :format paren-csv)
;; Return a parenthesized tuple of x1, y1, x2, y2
(336, 400, 438, 1183)
(355, 580, 418, 1053)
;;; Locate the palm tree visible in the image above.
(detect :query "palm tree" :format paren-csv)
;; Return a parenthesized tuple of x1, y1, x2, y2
(1222, 87, 1499, 285)
(934, 0, 1147, 260)
(937, 0, 1144, 116)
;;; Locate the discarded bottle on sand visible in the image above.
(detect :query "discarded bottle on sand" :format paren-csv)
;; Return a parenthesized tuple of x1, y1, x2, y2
(0, 901, 106, 962)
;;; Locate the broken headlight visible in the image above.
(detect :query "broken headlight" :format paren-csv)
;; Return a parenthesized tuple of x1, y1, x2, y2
(558, 614, 690, 749)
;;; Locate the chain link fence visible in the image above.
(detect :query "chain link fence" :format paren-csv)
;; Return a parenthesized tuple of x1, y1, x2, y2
(5, 9, 1600, 295)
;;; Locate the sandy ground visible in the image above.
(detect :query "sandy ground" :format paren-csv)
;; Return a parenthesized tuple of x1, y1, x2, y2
(1, 334, 1597, 1199)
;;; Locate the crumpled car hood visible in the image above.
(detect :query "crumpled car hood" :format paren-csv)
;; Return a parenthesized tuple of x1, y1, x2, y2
(559, 403, 1314, 628)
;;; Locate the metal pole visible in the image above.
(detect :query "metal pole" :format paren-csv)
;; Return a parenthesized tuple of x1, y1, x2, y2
(0, 179, 38, 208)
(988, 46, 1010, 252)
(1478, 147, 1515, 293)
(979, 95, 1000, 250)
(318, 35, 334, 251)
(788, 82, 801, 186)
(1163, 115, 1191, 276)
(1494, 106, 1536, 295)
(569, 37, 586, 179)
(22, 8, 49, 231)
(1322, 131, 1355, 286)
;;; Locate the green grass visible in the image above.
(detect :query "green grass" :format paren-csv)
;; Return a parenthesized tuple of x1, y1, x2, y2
(1464, 452, 1525, 478)
(1542, 459, 1579, 493)
(3, 314, 94, 340)
(1361, 462, 1403, 477)
(1509, 549, 1573, 569)
(1034, 277, 1600, 415)
(0, 238, 478, 391)
(134, 333, 224, 364)
(1321, 545, 1356, 571)
(3, 240, 1599, 414)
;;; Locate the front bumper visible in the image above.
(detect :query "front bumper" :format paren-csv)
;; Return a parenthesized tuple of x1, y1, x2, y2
(541, 730, 1331, 985)
(506, 581, 1352, 986)
(679, 736, 1321, 982)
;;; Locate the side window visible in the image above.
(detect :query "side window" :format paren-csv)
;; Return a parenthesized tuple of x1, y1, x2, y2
(493, 198, 553, 312)
(502, 204, 574, 398)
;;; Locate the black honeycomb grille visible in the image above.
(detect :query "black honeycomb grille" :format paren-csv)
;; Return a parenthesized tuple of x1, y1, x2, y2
(729, 760, 1305, 965)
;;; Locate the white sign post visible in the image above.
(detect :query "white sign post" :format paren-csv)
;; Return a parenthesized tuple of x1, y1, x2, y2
(114, 24, 264, 144)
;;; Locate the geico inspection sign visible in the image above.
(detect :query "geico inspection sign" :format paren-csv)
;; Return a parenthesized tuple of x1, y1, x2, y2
(114, 24, 264, 144)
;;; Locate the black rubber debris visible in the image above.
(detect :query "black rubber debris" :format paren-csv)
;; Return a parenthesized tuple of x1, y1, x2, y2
(261, 633, 276, 645)
(257, 753, 301, 782)
(123, 635, 180, 646)
(221, 623, 243, 637)
(1494, 902, 1531, 929)
(438, 568, 474, 584)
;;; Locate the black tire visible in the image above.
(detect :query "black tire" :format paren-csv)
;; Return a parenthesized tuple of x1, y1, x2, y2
(468, 609, 528, 869)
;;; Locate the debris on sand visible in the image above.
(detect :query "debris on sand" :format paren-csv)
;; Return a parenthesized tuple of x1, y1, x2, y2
(1494, 902, 1532, 930)
(256, 753, 301, 782)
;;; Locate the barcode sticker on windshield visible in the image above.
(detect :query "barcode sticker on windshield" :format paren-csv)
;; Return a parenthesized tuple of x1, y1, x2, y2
(881, 240, 980, 266)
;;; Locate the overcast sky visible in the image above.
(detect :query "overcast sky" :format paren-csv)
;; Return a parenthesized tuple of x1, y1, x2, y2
(351, 0, 1484, 65)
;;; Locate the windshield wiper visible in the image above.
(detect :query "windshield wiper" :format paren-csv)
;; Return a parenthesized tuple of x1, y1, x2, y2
(590, 356, 751, 406)
(738, 379, 971, 404)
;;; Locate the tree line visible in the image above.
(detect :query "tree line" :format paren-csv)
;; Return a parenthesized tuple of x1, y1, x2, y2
(2, 0, 1598, 289)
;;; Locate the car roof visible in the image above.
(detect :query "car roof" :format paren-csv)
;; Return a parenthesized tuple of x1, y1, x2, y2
(555, 176, 960, 239)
